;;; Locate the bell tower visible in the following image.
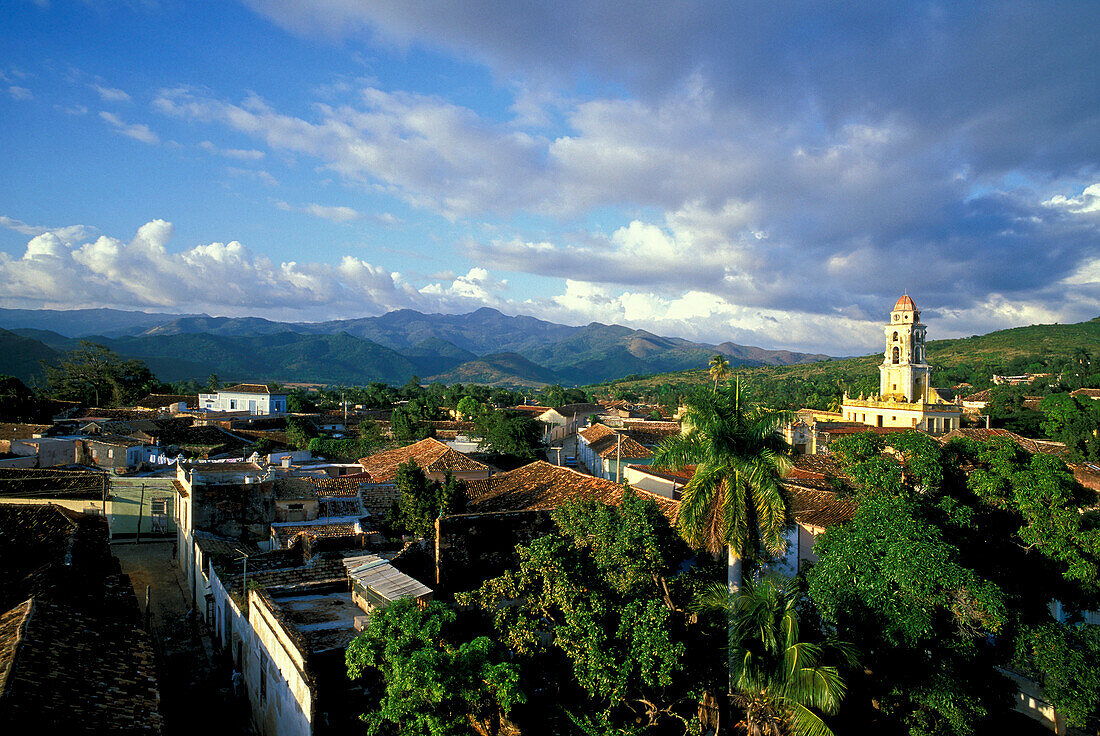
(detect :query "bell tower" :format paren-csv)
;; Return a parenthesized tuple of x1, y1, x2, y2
(880, 294, 931, 402)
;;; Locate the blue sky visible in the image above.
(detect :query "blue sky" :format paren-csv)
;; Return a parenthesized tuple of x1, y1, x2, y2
(1, 0, 1097, 354)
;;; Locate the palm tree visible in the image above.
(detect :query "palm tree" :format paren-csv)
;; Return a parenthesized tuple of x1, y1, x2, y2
(709, 355, 732, 394)
(698, 577, 854, 736)
(653, 384, 792, 595)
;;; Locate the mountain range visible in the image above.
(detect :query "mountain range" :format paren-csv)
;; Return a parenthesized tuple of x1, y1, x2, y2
(0, 307, 830, 387)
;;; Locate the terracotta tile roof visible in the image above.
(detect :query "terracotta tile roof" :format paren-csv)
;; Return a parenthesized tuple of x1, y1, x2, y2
(579, 423, 617, 444)
(1070, 388, 1100, 400)
(193, 533, 260, 558)
(0, 506, 163, 733)
(86, 434, 147, 448)
(222, 383, 281, 395)
(357, 437, 489, 483)
(309, 475, 371, 499)
(788, 487, 859, 530)
(467, 460, 680, 523)
(938, 428, 1068, 456)
(0, 424, 52, 441)
(591, 434, 653, 459)
(0, 467, 105, 500)
(1069, 463, 1100, 492)
(627, 464, 695, 484)
(509, 405, 550, 414)
(132, 393, 198, 409)
(272, 521, 361, 548)
(274, 477, 321, 501)
(620, 424, 681, 447)
(628, 456, 854, 530)
(0, 593, 163, 733)
(962, 389, 992, 403)
(0, 598, 33, 692)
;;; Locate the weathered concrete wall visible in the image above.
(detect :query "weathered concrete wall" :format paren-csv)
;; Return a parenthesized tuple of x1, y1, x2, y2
(247, 591, 313, 736)
(435, 510, 555, 593)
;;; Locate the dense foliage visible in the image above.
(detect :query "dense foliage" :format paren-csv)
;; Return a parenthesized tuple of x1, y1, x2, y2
(697, 578, 854, 736)
(345, 598, 524, 736)
(462, 488, 725, 734)
(43, 341, 165, 407)
(388, 461, 467, 540)
(806, 432, 1100, 735)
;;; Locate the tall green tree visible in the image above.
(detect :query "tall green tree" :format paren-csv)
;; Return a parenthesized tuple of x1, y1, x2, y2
(464, 488, 723, 733)
(697, 578, 854, 736)
(345, 598, 524, 736)
(652, 386, 792, 595)
(474, 409, 543, 463)
(43, 341, 161, 407)
(393, 461, 466, 539)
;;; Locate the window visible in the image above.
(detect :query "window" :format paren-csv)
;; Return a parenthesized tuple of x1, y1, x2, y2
(892, 331, 898, 342)
(891, 347, 900, 364)
(229, 399, 237, 410)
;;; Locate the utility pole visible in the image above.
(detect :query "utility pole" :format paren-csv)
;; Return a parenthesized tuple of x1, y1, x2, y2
(136, 483, 146, 544)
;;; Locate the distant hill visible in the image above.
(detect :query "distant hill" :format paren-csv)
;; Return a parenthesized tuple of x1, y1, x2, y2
(429, 352, 564, 387)
(585, 317, 1100, 402)
(0, 306, 833, 387)
(0, 328, 59, 383)
(0, 307, 202, 337)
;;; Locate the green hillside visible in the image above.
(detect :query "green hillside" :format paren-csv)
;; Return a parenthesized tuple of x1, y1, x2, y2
(0, 328, 60, 383)
(429, 352, 563, 387)
(588, 317, 1100, 410)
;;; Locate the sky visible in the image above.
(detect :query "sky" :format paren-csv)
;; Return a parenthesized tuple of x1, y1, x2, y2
(0, 0, 1097, 355)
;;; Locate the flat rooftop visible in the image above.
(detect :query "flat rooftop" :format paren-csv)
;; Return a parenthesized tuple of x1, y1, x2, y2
(270, 588, 365, 652)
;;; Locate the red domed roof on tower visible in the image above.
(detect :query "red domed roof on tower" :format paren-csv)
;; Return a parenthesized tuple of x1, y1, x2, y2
(893, 294, 916, 311)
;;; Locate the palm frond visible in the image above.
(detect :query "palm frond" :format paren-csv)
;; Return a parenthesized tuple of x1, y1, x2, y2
(782, 700, 837, 736)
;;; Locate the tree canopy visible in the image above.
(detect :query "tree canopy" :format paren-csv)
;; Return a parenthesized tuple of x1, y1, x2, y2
(345, 598, 524, 736)
(806, 431, 1100, 735)
(43, 341, 164, 407)
(462, 487, 724, 734)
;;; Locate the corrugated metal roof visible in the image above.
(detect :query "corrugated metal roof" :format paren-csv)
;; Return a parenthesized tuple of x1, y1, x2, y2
(343, 554, 431, 603)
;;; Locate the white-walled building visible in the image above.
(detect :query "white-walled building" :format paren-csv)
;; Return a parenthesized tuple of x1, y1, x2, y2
(199, 384, 288, 415)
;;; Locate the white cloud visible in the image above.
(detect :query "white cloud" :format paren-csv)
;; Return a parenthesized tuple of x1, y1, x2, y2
(0, 219, 421, 316)
(90, 83, 131, 103)
(198, 140, 265, 160)
(274, 200, 363, 223)
(226, 167, 278, 186)
(1044, 183, 1100, 214)
(0, 215, 96, 242)
(419, 267, 507, 302)
(7, 86, 32, 100)
(99, 111, 160, 144)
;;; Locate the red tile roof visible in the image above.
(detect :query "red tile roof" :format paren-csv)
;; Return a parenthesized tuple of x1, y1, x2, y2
(579, 423, 617, 444)
(629, 455, 855, 530)
(358, 437, 490, 483)
(467, 460, 680, 523)
(938, 428, 1067, 456)
(223, 383, 281, 395)
(627, 464, 695, 484)
(893, 294, 916, 311)
(590, 434, 653, 460)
